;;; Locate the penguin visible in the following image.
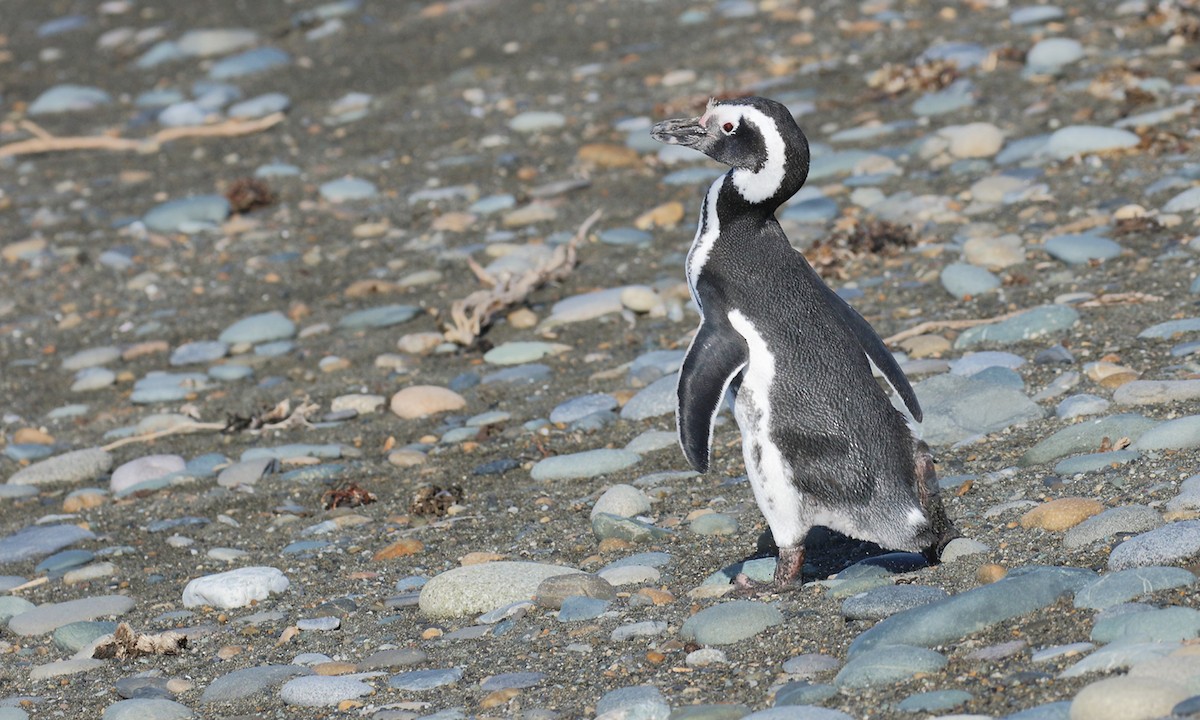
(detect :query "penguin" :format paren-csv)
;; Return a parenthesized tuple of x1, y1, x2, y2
(651, 96, 958, 590)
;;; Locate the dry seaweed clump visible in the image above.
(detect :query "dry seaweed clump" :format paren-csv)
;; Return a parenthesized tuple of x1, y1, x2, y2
(1147, 0, 1200, 43)
(93, 623, 187, 659)
(225, 177, 275, 213)
(323, 481, 378, 510)
(806, 220, 918, 279)
(865, 59, 959, 97)
(410, 485, 465, 517)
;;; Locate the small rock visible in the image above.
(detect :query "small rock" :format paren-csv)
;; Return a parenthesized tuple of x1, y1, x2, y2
(110, 455, 185, 495)
(841, 585, 949, 620)
(1074, 566, 1196, 610)
(1109, 520, 1200, 570)
(1069, 675, 1189, 720)
(834, 644, 948, 688)
(531, 449, 641, 481)
(591, 484, 651, 519)
(279, 675, 373, 707)
(1019, 498, 1104, 531)
(680, 600, 783, 645)
(535, 574, 616, 609)
(419, 562, 582, 618)
(182, 567, 289, 609)
(390, 386, 466, 419)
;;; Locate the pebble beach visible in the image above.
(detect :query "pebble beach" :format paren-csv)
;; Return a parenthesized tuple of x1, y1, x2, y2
(3, 0, 1200, 718)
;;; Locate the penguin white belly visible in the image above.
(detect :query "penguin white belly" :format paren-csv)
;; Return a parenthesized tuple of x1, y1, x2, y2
(728, 310, 872, 549)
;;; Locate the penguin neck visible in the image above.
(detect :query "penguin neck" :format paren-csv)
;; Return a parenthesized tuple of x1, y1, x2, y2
(717, 171, 793, 222)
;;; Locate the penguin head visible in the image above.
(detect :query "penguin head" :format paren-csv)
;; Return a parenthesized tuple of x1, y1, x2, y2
(651, 96, 810, 205)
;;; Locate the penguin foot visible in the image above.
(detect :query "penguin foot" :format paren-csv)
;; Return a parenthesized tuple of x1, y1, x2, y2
(732, 572, 802, 596)
(914, 439, 961, 563)
(731, 544, 806, 596)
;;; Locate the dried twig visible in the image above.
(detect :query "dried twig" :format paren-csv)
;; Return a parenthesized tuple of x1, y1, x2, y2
(5, 576, 48, 594)
(100, 398, 318, 452)
(100, 421, 226, 452)
(1077, 292, 1163, 307)
(396, 514, 481, 537)
(93, 623, 187, 659)
(442, 209, 602, 346)
(0, 113, 285, 158)
(883, 309, 1028, 346)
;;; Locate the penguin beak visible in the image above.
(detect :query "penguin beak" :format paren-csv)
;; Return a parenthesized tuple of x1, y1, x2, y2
(651, 116, 707, 148)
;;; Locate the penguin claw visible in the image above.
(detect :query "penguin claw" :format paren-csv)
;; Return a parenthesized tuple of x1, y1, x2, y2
(732, 572, 803, 597)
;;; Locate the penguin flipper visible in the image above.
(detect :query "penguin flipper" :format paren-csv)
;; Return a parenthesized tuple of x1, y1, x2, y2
(677, 318, 748, 473)
(820, 284, 923, 423)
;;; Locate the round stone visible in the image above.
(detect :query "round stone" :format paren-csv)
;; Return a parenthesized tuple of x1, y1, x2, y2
(181, 566, 289, 609)
(110, 455, 185, 495)
(591, 484, 651, 519)
(390, 385, 466, 419)
(101, 699, 193, 720)
(680, 600, 784, 645)
(1019, 498, 1105, 531)
(531, 449, 641, 481)
(419, 561, 583, 617)
(279, 675, 374, 707)
(941, 122, 1004, 159)
(1069, 675, 1189, 720)
(7, 447, 113, 486)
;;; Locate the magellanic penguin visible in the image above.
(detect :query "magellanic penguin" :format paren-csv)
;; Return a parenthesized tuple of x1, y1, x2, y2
(651, 96, 958, 590)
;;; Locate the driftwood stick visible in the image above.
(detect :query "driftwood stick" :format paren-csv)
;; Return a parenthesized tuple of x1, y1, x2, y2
(443, 209, 602, 346)
(883, 309, 1026, 346)
(0, 113, 286, 158)
(100, 422, 226, 453)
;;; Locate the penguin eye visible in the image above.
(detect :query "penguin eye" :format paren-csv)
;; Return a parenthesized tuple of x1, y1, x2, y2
(722, 122, 735, 134)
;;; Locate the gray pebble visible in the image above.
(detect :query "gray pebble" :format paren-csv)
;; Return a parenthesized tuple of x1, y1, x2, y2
(7, 447, 112, 487)
(419, 561, 581, 618)
(941, 262, 1000, 298)
(219, 311, 296, 344)
(388, 667, 463, 691)
(1020, 414, 1159, 466)
(848, 566, 1095, 657)
(209, 47, 290, 80)
(591, 484, 651, 519)
(620, 373, 679, 420)
(1108, 520, 1200, 570)
(1091, 605, 1200, 645)
(200, 665, 311, 704)
(841, 584, 949, 620)
(550, 393, 618, 424)
(297, 616, 340, 631)
(906, 373, 1043, 446)
(101, 699, 193, 720)
(781, 653, 841, 677)
(690, 512, 738, 536)
(0, 524, 97, 565)
(596, 685, 670, 720)
(896, 689, 972, 713)
(954, 304, 1079, 349)
(1056, 394, 1109, 420)
(557, 595, 610, 622)
(680, 600, 783, 645)
(1075, 566, 1195, 610)
(535, 573, 615, 609)
(279, 675, 373, 707)
(1054, 450, 1139, 476)
(835, 644, 947, 688)
(531, 449, 641, 481)
(592, 513, 671, 543)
